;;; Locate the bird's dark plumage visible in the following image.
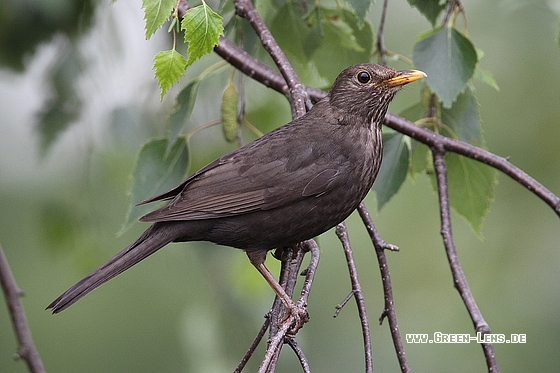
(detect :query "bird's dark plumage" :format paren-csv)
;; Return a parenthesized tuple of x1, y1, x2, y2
(48, 64, 425, 313)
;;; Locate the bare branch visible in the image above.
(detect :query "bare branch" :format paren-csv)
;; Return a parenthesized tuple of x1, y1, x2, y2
(432, 149, 499, 373)
(233, 0, 307, 118)
(357, 204, 410, 373)
(335, 222, 373, 373)
(0, 243, 46, 373)
(265, 247, 304, 371)
(259, 314, 292, 373)
(234, 313, 271, 373)
(333, 290, 355, 318)
(285, 338, 311, 373)
(376, 0, 390, 65)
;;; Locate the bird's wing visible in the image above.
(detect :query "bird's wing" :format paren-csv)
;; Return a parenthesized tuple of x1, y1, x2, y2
(139, 123, 344, 222)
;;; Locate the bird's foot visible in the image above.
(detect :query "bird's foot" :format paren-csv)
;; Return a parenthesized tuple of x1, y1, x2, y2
(282, 301, 309, 337)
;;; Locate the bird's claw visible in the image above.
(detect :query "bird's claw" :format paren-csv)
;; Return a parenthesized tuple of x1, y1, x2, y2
(281, 302, 309, 337)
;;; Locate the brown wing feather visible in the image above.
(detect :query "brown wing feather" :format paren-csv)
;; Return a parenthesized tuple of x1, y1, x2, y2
(139, 108, 345, 222)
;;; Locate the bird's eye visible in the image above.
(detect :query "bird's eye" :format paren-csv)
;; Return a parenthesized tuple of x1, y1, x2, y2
(356, 71, 371, 84)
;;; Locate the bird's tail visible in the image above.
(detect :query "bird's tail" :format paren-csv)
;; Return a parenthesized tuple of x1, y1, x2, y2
(47, 223, 174, 313)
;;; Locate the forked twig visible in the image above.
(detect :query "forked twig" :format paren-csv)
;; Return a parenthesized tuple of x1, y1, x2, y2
(335, 222, 373, 373)
(357, 204, 410, 373)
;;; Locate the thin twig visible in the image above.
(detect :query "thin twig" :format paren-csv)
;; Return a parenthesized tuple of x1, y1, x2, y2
(285, 338, 311, 373)
(432, 149, 499, 373)
(234, 313, 271, 373)
(265, 248, 297, 371)
(0, 243, 46, 373)
(259, 317, 291, 373)
(297, 240, 320, 308)
(233, 0, 307, 118)
(376, 0, 390, 65)
(333, 290, 355, 318)
(442, 0, 457, 27)
(357, 204, 410, 373)
(335, 222, 373, 373)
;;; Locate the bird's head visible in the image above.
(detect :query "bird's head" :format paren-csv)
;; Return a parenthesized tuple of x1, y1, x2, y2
(329, 63, 426, 127)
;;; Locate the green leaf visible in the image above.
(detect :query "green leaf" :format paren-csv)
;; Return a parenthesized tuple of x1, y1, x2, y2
(120, 136, 190, 234)
(35, 46, 82, 156)
(310, 8, 373, 80)
(168, 80, 201, 146)
(407, 0, 446, 26)
(410, 141, 431, 176)
(326, 15, 366, 53)
(474, 48, 499, 90)
(181, 2, 224, 66)
(166, 63, 227, 144)
(346, 0, 373, 26)
(413, 27, 478, 108)
(270, 2, 311, 62)
(142, 0, 176, 39)
(474, 66, 499, 91)
(441, 87, 482, 145)
(373, 130, 410, 209)
(431, 152, 497, 237)
(398, 101, 430, 176)
(153, 49, 188, 100)
(399, 101, 426, 123)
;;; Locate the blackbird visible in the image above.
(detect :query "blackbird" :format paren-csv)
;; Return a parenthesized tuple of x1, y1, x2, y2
(47, 63, 425, 314)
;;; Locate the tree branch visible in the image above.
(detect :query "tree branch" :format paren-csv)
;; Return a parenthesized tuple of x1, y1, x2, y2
(376, 0, 390, 65)
(259, 241, 318, 372)
(232, 0, 307, 118)
(432, 149, 499, 373)
(335, 222, 373, 373)
(0, 243, 46, 373)
(357, 203, 410, 373)
(385, 113, 560, 218)
(234, 313, 271, 373)
(285, 337, 311, 373)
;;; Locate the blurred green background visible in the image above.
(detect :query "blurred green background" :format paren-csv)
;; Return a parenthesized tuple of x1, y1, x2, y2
(1, 0, 560, 372)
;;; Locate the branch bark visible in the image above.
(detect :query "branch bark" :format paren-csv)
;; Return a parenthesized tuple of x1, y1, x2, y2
(357, 203, 409, 373)
(432, 149, 499, 373)
(335, 222, 373, 373)
(0, 243, 46, 373)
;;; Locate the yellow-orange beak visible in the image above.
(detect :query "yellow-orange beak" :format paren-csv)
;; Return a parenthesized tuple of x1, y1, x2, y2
(382, 70, 427, 87)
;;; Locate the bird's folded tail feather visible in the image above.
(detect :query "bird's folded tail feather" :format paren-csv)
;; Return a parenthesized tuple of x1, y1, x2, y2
(47, 224, 173, 313)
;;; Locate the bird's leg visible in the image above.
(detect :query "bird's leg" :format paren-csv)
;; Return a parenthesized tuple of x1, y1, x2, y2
(253, 260, 296, 310)
(247, 251, 309, 334)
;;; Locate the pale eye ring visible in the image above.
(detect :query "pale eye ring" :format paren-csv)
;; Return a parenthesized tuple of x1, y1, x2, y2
(357, 71, 371, 84)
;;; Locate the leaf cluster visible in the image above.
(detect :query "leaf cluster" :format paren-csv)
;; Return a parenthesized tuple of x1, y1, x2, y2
(143, 0, 224, 98)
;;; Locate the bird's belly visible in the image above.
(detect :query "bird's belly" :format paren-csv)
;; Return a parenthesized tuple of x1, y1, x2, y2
(204, 183, 370, 252)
